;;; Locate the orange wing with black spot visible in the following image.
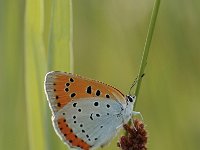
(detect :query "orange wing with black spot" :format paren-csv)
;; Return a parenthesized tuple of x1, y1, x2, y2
(44, 71, 126, 115)
(55, 117, 91, 150)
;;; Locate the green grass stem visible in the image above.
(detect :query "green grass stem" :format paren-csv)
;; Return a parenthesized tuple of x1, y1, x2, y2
(134, 0, 161, 107)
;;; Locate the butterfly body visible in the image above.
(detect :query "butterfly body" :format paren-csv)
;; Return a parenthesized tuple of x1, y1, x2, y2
(44, 71, 138, 150)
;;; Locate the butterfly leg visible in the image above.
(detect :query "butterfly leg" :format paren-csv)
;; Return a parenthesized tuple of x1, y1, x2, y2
(130, 111, 143, 131)
(132, 111, 143, 121)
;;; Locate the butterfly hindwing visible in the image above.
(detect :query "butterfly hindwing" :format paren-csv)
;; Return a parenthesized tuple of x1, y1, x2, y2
(44, 71, 126, 115)
(53, 98, 124, 149)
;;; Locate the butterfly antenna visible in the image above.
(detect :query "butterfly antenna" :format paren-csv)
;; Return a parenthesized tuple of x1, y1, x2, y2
(128, 73, 145, 95)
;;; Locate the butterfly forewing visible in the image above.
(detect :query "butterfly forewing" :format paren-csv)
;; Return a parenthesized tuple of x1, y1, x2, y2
(45, 71, 126, 114)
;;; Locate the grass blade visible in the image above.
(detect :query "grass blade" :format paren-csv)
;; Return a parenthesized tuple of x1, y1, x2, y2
(0, 0, 28, 149)
(45, 1, 73, 150)
(24, 0, 47, 149)
(48, 0, 73, 71)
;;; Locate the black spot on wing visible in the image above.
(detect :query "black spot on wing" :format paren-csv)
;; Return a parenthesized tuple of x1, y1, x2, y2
(70, 93, 76, 98)
(65, 88, 69, 92)
(94, 101, 99, 106)
(73, 103, 77, 107)
(70, 78, 74, 82)
(106, 94, 110, 98)
(106, 104, 110, 108)
(90, 113, 94, 120)
(96, 90, 101, 96)
(96, 114, 100, 117)
(86, 86, 92, 94)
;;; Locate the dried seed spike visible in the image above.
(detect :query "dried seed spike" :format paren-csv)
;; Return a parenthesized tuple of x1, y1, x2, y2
(118, 119, 148, 150)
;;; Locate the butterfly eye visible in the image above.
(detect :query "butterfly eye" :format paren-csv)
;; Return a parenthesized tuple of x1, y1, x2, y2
(126, 95, 135, 103)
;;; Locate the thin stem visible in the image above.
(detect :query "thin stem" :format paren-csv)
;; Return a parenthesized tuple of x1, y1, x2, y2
(69, 0, 74, 73)
(134, 0, 161, 108)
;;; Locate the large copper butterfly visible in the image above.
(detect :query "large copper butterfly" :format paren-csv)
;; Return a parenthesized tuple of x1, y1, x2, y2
(44, 71, 140, 150)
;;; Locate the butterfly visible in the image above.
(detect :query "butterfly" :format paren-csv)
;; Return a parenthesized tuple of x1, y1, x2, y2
(44, 71, 141, 150)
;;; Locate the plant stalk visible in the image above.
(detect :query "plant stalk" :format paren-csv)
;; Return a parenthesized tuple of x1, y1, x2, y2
(134, 0, 161, 108)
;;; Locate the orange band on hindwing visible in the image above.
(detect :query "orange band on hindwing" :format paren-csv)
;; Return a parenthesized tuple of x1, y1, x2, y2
(57, 118, 91, 150)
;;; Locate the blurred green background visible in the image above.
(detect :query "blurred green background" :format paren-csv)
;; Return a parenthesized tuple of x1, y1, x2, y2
(0, 0, 200, 150)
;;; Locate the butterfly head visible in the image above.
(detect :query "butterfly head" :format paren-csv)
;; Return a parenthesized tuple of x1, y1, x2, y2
(122, 95, 136, 123)
(125, 95, 136, 112)
(126, 95, 136, 103)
